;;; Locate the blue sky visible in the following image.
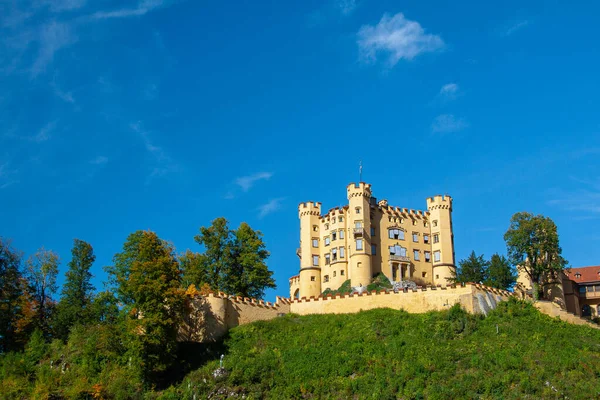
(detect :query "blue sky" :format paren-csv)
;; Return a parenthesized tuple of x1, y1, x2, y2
(1, 0, 599, 300)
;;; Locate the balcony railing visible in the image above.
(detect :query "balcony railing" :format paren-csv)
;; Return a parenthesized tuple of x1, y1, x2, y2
(580, 291, 600, 299)
(353, 228, 365, 237)
(390, 254, 410, 262)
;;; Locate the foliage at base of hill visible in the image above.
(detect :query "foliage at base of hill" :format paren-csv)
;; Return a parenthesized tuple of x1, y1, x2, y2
(322, 273, 393, 297)
(2, 299, 600, 399)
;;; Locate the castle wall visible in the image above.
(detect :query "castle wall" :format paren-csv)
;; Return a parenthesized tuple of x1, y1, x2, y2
(179, 293, 291, 343)
(290, 283, 510, 316)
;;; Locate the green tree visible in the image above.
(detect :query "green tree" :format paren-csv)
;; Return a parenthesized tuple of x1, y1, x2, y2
(504, 212, 568, 299)
(182, 218, 276, 298)
(450, 251, 488, 284)
(25, 248, 59, 336)
(107, 230, 184, 385)
(54, 239, 96, 340)
(0, 238, 25, 353)
(483, 253, 517, 290)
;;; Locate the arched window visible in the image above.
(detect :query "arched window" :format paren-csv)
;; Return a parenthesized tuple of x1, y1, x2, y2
(355, 207, 361, 214)
(294, 289, 300, 299)
(324, 223, 329, 230)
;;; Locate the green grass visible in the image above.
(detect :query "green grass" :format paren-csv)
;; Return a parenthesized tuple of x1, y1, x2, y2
(174, 299, 600, 399)
(3, 299, 600, 399)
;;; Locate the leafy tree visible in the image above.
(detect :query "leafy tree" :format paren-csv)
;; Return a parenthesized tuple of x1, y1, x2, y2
(504, 212, 568, 299)
(450, 251, 488, 284)
(483, 253, 517, 290)
(182, 218, 276, 298)
(54, 239, 96, 340)
(25, 248, 59, 336)
(107, 230, 184, 385)
(89, 290, 120, 325)
(0, 238, 24, 352)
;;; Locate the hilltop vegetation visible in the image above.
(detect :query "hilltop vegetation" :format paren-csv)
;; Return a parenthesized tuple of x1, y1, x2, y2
(4, 299, 597, 399)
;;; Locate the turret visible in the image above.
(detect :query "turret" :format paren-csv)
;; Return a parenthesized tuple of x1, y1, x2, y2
(297, 202, 322, 298)
(426, 195, 455, 286)
(346, 183, 373, 288)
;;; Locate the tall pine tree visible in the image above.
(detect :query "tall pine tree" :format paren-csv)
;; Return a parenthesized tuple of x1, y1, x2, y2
(450, 251, 488, 284)
(0, 238, 24, 352)
(483, 253, 517, 290)
(54, 239, 96, 341)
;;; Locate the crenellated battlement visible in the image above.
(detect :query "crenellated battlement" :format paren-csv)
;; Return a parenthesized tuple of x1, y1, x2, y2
(427, 195, 453, 211)
(298, 201, 322, 217)
(347, 182, 372, 199)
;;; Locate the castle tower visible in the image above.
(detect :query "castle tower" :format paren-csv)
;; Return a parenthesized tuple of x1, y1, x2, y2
(346, 182, 373, 288)
(426, 195, 456, 286)
(297, 201, 322, 298)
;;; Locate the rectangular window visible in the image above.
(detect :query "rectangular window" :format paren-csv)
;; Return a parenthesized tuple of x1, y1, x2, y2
(325, 237, 330, 246)
(413, 250, 420, 261)
(425, 251, 431, 262)
(412, 233, 418, 242)
(356, 239, 363, 251)
(434, 251, 441, 262)
(325, 254, 330, 265)
(313, 225, 318, 232)
(332, 248, 337, 261)
(332, 232, 337, 241)
(371, 245, 377, 255)
(423, 234, 430, 244)
(324, 275, 329, 283)
(579, 286, 586, 294)
(312, 255, 319, 266)
(338, 216, 343, 222)
(433, 220, 438, 227)
(355, 221, 362, 229)
(370, 227, 375, 236)
(312, 239, 318, 248)
(340, 247, 345, 258)
(433, 234, 439, 243)
(339, 230, 345, 239)
(341, 270, 345, 276)
(422, 272, 427, 278)
(311, 276, 315, 281)
(388, 229, 405, 240)
(333, 271, 336, 277)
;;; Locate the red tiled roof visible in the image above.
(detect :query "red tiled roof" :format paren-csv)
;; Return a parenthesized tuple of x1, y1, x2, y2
(565, 266, 600, 284)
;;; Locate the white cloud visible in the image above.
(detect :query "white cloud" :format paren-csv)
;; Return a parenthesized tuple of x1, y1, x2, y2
(130, 121, 179, 182)
(439, 83, 459, 100)
(46, 0, 87, 12)
(431, 114, 468, 133)
(33, 120, 57, 142)
(337, 0, 357, 15)
(0, 162, 18, 189)
(357, 12, 444, 67)
(31, 21, 76, 76)
(504, 20, 529, 37)
(91, 0, 167, 20)
(235, 172, 273, 192)
(258, 198, 284, 218)
(90, 155, 108, 165)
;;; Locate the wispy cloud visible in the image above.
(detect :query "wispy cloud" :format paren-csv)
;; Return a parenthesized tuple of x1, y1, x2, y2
(548, 176, 600, 215)
(336, 0, 357, 15)
(431, 114, 468, 133)
(357, 12, 444, 67)
(235, 172, 273, 192)
(90, 155, 108, 165)
(31, 21, 77, 77)
(51, 81, 75, 103)
(46, 0, 87, 12)
(503, 20, 529, 37)
(130, 121, 179, 182)
(258, 198, 284, 218)
(439, 83, 459, 100)
(91, 0, 168, 20)
(0, 162, 19, 189)
(33, 120, 57, 142)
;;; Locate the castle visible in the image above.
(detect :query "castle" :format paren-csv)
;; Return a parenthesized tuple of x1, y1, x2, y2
(289, 182, 456, 299)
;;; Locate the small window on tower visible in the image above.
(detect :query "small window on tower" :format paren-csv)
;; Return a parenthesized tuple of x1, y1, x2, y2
(434, 251, 441, 262)
(325, 237, 330, 246)
(339, 216, 344, 222)
(333, 271, 336, 277)
(356, 239, 363, 251)
(312, 255, 319, 266)
(432, 220, 438, 227)
(332, 232, 337, 241)
(312, 239, 318, 248)
(371, 245, 377, 255)
(433, 234, 439, 243)
(355, 207, 361, 214)
(340, 270, 345, 276)
(339, 230, 345, 239)
(313, 225, 318, 232)
(325, 223, 329, 230)
(422, 272, 427, 278)
(311, 276, 316, 281)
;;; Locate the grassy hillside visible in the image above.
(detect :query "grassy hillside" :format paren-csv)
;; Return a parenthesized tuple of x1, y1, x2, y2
(2, 299, 599, 399)
(175, 299, 600, 399)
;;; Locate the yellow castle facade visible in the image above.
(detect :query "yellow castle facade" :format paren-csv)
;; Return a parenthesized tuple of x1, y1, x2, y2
(289, 182, 456, 299)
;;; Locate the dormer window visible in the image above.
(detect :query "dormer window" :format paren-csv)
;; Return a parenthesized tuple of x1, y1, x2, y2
(575, 273, 581, 279)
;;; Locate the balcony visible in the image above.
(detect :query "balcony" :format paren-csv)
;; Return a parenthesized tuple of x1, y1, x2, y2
(390, 254, 411, 262)
(580, 290, 600, 299)
(353, 228, 365, 237)
(296, 248, 301, 258)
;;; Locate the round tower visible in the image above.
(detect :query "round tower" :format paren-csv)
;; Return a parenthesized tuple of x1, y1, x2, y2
(346, 182, 373, 288)
(298, 201, 322, 298)
(426, 195, 455, 286)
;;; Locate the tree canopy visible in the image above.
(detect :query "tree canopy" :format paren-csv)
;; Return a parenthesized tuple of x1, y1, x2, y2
(504, 212, 567, 299)
(0, 238, 25, 353)
(25, 248, 59, 337)
(483, 254, 517, 290)
(182, 218, 276, 299)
